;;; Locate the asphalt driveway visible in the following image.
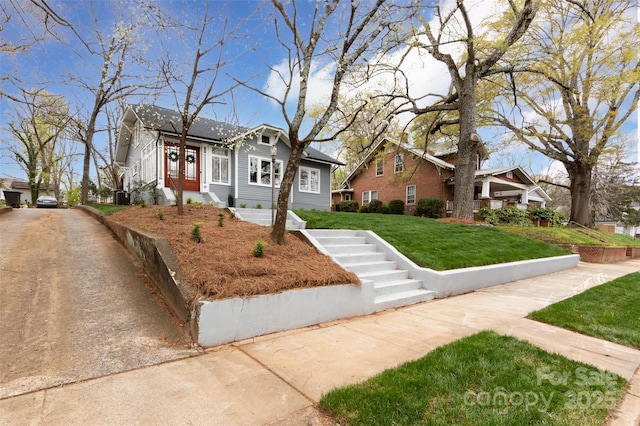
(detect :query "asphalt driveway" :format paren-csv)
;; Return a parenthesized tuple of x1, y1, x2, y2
(0, 208, 200, 399)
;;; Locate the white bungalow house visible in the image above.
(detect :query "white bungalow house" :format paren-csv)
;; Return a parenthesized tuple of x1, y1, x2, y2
(115, 104, 342, 209)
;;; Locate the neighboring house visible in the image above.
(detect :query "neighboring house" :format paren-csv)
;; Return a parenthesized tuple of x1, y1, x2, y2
(333, 138, 550, 215)
(0, 179, 56, 207)
(115, 104, 342, 209)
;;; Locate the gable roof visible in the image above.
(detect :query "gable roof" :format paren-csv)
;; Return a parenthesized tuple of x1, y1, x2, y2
(116, 104, 343, 166)
(340, 138, 455, 188)
(474, 166, 536, 186)
(130, 104, 246, 141)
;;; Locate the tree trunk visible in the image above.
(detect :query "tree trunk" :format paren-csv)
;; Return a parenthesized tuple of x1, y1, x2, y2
(177, 139, 185, 215)
(451, 72, 478, 220)
(566, 161, 593, 227)
(271, 142, 306, 244)
(81, 114, 98, 204)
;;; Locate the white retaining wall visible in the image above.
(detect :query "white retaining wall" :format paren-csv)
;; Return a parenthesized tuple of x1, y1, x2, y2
(198, 281, 375, 347)
(196, 229, 579, 347)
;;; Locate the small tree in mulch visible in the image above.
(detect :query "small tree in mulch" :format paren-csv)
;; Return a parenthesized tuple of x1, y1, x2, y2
(253, 241, 266, 257)
(191, 222, 203, 243)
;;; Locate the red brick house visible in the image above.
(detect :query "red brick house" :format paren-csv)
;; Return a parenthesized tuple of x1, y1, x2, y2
(332, 139, 551, 215)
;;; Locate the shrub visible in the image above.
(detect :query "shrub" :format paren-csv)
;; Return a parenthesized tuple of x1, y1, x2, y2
(256, 203, 262, 209)
(227, 194, 234, 208)
(480, 206, 532, 226)
(139, 199, 146, 208)
(528, 207, 565, 227)
(381, 204, 391, 214)
(336, 200, 359, 212)
(388, 199, 405, 215)
(186, 197, 193, 204)
(253, 241, 266, 257)
(368, 199, 384, 213)
(157, 208, 164, 220)
(415, 198, 444, 218)
(359, 204, 370, 213)
(218, 212, 225, 227)
(478, 206, 498, 224)
(240, 203, 247, 208)
(191, 222, 203, 243)
(495, 206, 532, 226)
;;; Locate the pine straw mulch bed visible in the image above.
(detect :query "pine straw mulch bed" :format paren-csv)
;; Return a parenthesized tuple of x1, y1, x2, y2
(108, 204, 359, 301)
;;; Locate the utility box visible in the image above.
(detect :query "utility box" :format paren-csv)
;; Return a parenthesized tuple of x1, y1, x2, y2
(113, 190, 130, 206)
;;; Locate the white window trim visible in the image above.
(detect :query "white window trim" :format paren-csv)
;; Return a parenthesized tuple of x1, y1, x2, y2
(248, 155, 282, 187)
(394, 154, 404, 173)
(299, 166, 321, 194)
(362, 190, 378, 205)
(211, 148, 231, 185)
(375, 158, 384, 177)
(259, 135, 271, 146)
(406, 184, 416, 205)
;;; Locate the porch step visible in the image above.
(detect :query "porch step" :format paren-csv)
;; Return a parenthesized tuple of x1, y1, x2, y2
(232, 208, 305, 230)
(304, 229, 435, 312)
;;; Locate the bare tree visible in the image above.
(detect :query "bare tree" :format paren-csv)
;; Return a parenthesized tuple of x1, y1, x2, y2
(27, 0, 165, 204)
(490, 0, 639, 226)
(238, 0, 400, 243)
(157, 1, 247, 215)
(389, 0, 539, 219)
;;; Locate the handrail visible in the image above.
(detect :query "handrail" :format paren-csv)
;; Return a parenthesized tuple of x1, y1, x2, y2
(167, 173, 179, 202)
(568, 221, 614, 244)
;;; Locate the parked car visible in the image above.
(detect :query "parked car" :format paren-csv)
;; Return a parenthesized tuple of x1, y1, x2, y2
(36, 195, 59, 208)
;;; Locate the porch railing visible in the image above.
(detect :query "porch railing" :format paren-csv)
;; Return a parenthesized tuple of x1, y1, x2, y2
(446, 200, 481, 211)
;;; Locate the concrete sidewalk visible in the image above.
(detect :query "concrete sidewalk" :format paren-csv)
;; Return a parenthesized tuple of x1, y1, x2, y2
(1, 260, 639, 425)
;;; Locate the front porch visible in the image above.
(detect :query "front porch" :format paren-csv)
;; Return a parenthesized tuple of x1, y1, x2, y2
(445, 199, 531, 214)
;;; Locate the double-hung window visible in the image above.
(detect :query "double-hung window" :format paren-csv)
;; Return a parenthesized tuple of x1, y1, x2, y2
(375, 159, 384, 176)
(394, 154, 404, 173)
(406, 185, 416, 205)
(299, 166, 320, 193)
(211, 147, 230, 184)
(362, 190, 378, 205)
(140, 142, 155, 183)
(249, 156, 282, 186)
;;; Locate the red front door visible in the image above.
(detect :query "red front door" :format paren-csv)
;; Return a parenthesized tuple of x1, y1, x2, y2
(165, 144, 200, 192)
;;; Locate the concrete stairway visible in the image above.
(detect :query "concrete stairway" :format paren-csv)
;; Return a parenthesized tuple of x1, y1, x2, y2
(232, 208, 306, 230)
(304, 229, 436, 311)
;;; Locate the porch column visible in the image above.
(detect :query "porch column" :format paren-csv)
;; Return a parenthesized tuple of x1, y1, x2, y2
(520, 189, 529, 205)
(481, 179, 491, 198)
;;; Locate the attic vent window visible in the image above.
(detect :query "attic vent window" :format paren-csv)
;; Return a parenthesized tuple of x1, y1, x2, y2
(261, 135, 270, 145)
(506, 171, 513, 179)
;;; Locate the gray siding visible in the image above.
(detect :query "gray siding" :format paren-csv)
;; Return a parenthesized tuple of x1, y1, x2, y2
(235, 136, 284, 208)
(290, 159, 332, 210)
(234, 137, 332, 210)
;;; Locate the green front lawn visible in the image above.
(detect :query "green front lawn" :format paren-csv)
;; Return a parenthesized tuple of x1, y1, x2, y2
(86, 203, 132, 216)
(502, 226, 640, 247)
(294, 210, 570, 270)
(320, 331, 626, 426)
(529, 273, 640, 349)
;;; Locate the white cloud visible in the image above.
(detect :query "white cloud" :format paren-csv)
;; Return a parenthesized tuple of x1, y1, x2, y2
(263, 59, 336, 111)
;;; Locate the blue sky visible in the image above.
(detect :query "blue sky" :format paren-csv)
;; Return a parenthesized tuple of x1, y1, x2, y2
(1, 0, 638, 184)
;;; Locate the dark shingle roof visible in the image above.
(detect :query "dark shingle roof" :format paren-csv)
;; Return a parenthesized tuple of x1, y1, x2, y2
(129, 104, 343, 165)
(305, 146, 344, 165)
(131, 104, 247, 141)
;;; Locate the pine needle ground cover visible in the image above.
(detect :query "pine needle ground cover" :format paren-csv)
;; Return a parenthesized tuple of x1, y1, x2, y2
(108, 204, 359, 300)
(320, 331, 626, 426)
(530, 273, 640, 349)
